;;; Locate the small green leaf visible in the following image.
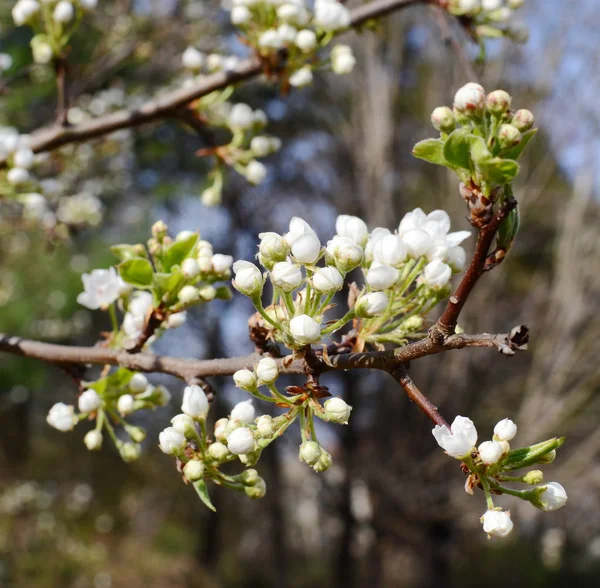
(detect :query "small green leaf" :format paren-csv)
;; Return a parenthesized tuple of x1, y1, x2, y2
(193, 480, 217, 512)
(154, 270, 185, 302)
(106, 367, 135, 389)
(502, 128, 538, 160)
(443, 129, 473, 169)
(412, 139, 447, 166)
(496, 204, 520, 252)
(477, 157, 520, 185)
(110, 244, 146, 262)
(162, 234, 199, 272)
(118, 258, 154, 288)
(214, 286, 233, 301)
(469, 135, 491, 163)
(502, 437, 565, 471)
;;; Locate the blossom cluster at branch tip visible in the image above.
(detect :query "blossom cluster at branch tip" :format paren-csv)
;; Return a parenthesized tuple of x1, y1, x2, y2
(232, 209, 469, 350)
(447, 0, 528, 43)
(433, 415, 566, 538)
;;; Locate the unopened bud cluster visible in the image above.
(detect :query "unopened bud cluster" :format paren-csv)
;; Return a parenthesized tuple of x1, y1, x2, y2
(447, 0, 528, 43)
(232, 210, 469, 350)
(433, 415, 567, 538)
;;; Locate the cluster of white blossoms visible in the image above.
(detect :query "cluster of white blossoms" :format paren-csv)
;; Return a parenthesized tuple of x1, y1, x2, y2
(47, 371, 171, 462)
(0, 127, 37, 188)
(12, 0, 98, 64)
(448, 0, 528, 43)
(433, 415, 567, 538)
(220, 0, 356, 89)
(232, 210, 470, 350)
(76, 221, 233, 348)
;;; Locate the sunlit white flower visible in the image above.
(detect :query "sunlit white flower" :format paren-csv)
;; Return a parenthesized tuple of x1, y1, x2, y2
(355, 292, 388, 318)
(7, 167, 29, 186)
(250, 136, 272, 157)
(330, 45, 356, 75)
(312, 266, 343, 292)
(324, 397, 352, 424)
(259, 232, 289, 263)
(432, 415, 478, 459)
(123, 291, 153, 340)
(299, 440, 322, 465)
(366, 262, 399, 291)
(493, 418, 517, 442)
(182, 384, 209, 419)
(182, 46, 204, 70)
(335, 214, 368, 247)
(13, 148, 35, 170)
(314, 0, 351, 31)
(181, 258, 200, 279)
(232, 260, 263, 297)
(231, 5, 251, 24)
(446, 246, 467, 272)
(78, 389, 101, 413)
(228, 103, 255, 131)
(258, 29, 281, 49)
(285, 217, 321, 264)
(278, 23, 298, 43)
(167, 311, 187, 329)
(538, 482, 568, 512)
(289, 314, 321, 345)
(256, 414, 275, 437)
(46, 403, 77, 432)
(246, 160, 267, 185)
(454, 82, 486, 116)
(211, 253, 233, 273)
(53, 1, 74, 23)
(326, 235, 363, 272)
(234, 369, 258, 391)
(478, 440, 504, 465)
(256, 357, 278, 384)
(170, 413, 195, 436)
(117, 394, 135, 416)
(289, 66, 313, 88)
(158, 427, 186, 455)
(12, 0, 40, 26)
(77, 267, 125, 310)
(129, 373, 148, 394)
(231, 400, 255, 424)
(84, 430, 103, 450)
(295, 29, 317, 52)
(423, 260, 452, 289)
(403, 229, 433, 258)
(226, 427, 255, 455)
(373, 234, 407, 267)
(481, 509, 514, 538)
(271, 261, 303, 292)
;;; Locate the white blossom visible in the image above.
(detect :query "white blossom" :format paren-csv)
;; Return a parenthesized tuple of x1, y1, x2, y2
(299, 440, 322, 465)
(208, 441, 229, 460)
(335, 214, 368, 246)
(182, 47, 204, 70)
(403, 229, 433, 258)
(256, 357, 279, 384)
(53, 1, 74, 23)
(211, 253, 233, 273)
(324, 397, 352, 424)
(423, 260, 452, 289)
(454, 82, 486, 116)
(478, 440, 504, 464)
(226, 427, 256, 455)
(77, 267, 125, 310)
(46, 403, 77, 432)
(481, 510, 514, 538)
(12, 0, 40, 26)
(233, 369, 258, 391)
(326, 235, 363, 272)
(246, 160, 267, 185)
(446, 246, 467, 272)
(373, 234, 407, 267)
(258, 29, 282, 49)
(314, 0, 351, 31)
(366, 262, 399, 291)
(231, 5, 251, 24)
(259, 232, 289, 262)
(170, 413, 195, 435)
(181, 258, 200, 278)
(117, 394, 135, 415)
(158, 427, 186, 455)
(250, 136, 272, 157)
(311, 266, 343, 292)
(232, 260, 263, 297)
(231, 400, 255, 424)
(0, 54, 12, 72)
(432, 415, 478, 459)
(295, 29, 317, 52)
(167, 311, 187, 329)
(78, 389, 101, 413)
(256, 414, 275, 437)
(123, 291, 153, 340)
(355, 292, 388, 318)
(7, 167, 29, 186)
(13, 148, 35, 170)
(278, 24, 298, 43)
(493, 418, 517, 441)
(271, 261, 302, 292)
(331, 45, 356, 75)
(289, 314, 321, 345)
(289, 66, 313, 88)
(178, 285, 199, 304)
(538, 482, 568, 512)
(228, 103, 255, 130)
(285, 217, 321, 264)
(84, 430, 103, 450)
(129, 373, 148, 394)
(181, 384, 209, 419)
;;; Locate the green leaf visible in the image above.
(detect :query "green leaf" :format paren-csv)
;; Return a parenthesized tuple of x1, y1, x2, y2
(469, 135, 491, 163)
(154, 270, 185, 302)
(443, 129, 473, 169)
(496, 204, 520, 252)
(477, 157, 520, 185)
(84, 368, 135, 396)
(412, 139, 447, 166)
(502, 437, 565, 471)
(161, 234, 199, 272)
(502, 128, 538, 160)
(110, 244, 146, 262)
(193, 480, 216, 512)
(118, 258, 154, 288)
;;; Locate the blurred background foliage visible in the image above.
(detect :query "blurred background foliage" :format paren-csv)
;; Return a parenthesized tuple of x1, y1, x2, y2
(1, 0, 599, 586)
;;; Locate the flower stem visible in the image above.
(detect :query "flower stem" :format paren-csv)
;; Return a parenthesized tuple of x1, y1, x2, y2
(321, 309, 355, 335)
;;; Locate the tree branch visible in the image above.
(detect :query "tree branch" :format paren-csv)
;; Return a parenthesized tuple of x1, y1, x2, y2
(0, 0, 428, 167)
(0, 326, 527, 384)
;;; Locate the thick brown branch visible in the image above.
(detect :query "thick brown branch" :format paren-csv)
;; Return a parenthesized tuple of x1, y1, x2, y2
(388, 364, 448, 426)
(0, 327, 527, 383)
(435, 197, 518, 336)
(0, 0, 426, 167)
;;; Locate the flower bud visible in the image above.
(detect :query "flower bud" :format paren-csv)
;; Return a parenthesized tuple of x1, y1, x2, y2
(170, 413, 196, 436)
(227, 427, 256, 455)
(158, 426, 186, 455)
(335, 215, 368, 247)
(453, 83, 486, 117)
(373, 234, 407, 267)
(431, 106, 456, 133)
(290, 233, 321, 265)
(536, 449, 556, 464)
(312, 449, 333, 473)
(271, 261, 303, 292)
(12, 0, 41, 26)
(208, 441, 229, 460)
(13, 148, 35, 170)
(129, 373, 148, 394)
(355, 292, 388, 318)
(256, 415, 275, 437)
(534, 482, 568, 512)
(312, 266, 343, 293)
(423, 260, 452, 289)
(183, 460, 205, 482)
(244, 478, 266, 498)
(327, 236, 363, 273)
(258, 29, 282, 49)
(201, 186, 221, 207)
(232, 260, 263, 297)
(330, 45, 356, 75)
(78, 389, 101, 413)
(289, 314, 321, 345)
(125, 425, 146, 443)
(231, 5, 251, 25)
(446, 246, 467, 272)
(228, 103, 255, 131)
(250, 136, 272, 158)
(31, 36, 53, 64)
(486, 90, 512, 115)
(210, 253, 233, 274)
(299, 441, 322, 466)
(324, 397, 352, 424)
(199, 285, 216, 302)
(84, 430, 103, 451)
(151, 220, 168, 239)
(278, 23, 298, 43)
(259, 232, 289, 264)
(289, 66, 313, 88)
(246, 160, 267, 185)
(403, 229, 433, 258)
(493, 418, 517, 441)
(511, 109, 534, 132)
(482, 0, 502, 10)
(523, 470, 544, 485)
(119, 442, 141, 462)
(178, 285, 200, 304)
(181, 258, 200, 279)
(497, 124, 521, 150)
(7, 167, 29, 186)
(53, 1, 74, 23)
(233, 369, 258, 392)
(295, 29, 317, 52)
(481, 509, 513, 538)
(182, 46, 204, 70)
(256, 357, 279, 385)
(117, 394, 135, 416)
(182, 384, 209, 419)
(231, 400, 255, 424)
(366, 262, 399, 291)
(478, 440, 504, 465)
